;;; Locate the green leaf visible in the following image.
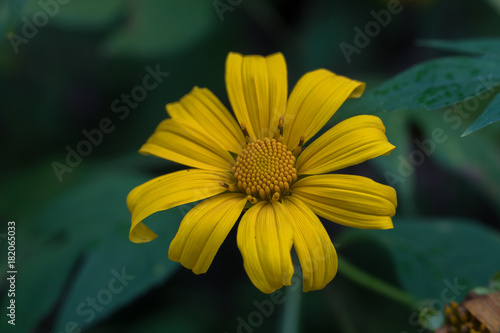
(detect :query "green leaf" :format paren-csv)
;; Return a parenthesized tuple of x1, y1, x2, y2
(51, 0, 123, 29)
(410, 107, 500, 214)
(463, 92, 500, 135)
(5, 0, 28, 33)
(0, 239, 85, 333)
(0, 170, 184, 332)
(489, 271, 500, 291)
(104, 0, 215, 57)
(19, 0, 122, 29)
(369, 109, 418, 215)
(347, 56, 500, 115)
(339, 218, 500, 301)
(53, 211, 182, 332)
(419, 38, 500, 57)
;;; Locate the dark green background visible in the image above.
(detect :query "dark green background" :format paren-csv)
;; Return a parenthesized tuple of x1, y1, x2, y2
(1, 0, 500, 332)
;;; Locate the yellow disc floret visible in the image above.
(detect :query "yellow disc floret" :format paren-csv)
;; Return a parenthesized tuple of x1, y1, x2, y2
(233, 138, 298, 203)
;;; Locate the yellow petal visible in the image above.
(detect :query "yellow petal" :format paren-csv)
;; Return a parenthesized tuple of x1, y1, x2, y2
(237, 201, 294, 293)
(297, 115, 395, 175)
(140, 119, 234, 172)
(284, 69, 365, 150)
(226, 52, 287, 140)
(167, 87, 246, 154)
(292, 174, 397, 229)
(127, 169, 233, 243)
(283, 197, 337, 292)
(168, 193, 247, 274)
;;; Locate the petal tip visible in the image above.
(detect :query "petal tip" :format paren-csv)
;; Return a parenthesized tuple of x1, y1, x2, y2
(129, 231, 158, 244)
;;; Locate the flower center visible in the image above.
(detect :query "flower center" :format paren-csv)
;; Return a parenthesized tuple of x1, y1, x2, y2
(233, 138, 297, 203)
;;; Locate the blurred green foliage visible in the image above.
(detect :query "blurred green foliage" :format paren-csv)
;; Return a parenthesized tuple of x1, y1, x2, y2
(1, 0, 500, 332)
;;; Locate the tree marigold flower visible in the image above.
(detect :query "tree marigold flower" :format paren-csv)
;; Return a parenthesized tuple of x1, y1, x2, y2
(127, 52, 397, 293)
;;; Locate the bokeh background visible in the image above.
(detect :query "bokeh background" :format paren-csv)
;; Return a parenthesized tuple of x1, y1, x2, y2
(1, 0, 500, 332)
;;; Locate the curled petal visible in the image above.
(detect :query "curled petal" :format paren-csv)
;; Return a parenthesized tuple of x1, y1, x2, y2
(127, 169, 233, 243)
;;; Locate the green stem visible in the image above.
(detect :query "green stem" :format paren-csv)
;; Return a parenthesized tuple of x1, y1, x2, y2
(278, 280, 302, 333)
(337, 255, 418, 308)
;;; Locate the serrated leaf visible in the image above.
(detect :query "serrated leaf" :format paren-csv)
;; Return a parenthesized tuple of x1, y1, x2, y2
(419, 38, 500, 57)
(339, 218, 500, 301)
(463, 92, 500, 136)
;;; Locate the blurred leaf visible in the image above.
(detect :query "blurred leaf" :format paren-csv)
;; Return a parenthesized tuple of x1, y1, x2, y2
(0, 158, 67, 221)
(472, 286, 492, 295)
(369, 109, 417, 215)
(52, 0, 123, 29)
(419, 38, 500, 57)
(348, 56, 500, 114)
(53, 214, 181, 332)
(0, 153, 177, 225)
(463, 92, 500, 136)
(339, 218, 500, 301)
(5, 0, 28, 33)
(0, 239, 84, 333)
(490, 271, 500, 292)
(104, 0, 215, 57)
(0, 170, 184, 332)
(411, 107, 500, 214)
(20, 0, 122, 29)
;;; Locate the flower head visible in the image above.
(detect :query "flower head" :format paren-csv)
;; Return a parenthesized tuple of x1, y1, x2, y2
(127, 52, 397, 293)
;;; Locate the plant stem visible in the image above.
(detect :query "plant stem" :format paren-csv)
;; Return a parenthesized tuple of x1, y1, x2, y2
(278, 265, 302, 333)
(337, 255, 418, 308)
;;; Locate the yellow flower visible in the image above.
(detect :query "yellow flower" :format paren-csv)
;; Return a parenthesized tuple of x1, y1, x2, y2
(127, 52, 397, 293)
